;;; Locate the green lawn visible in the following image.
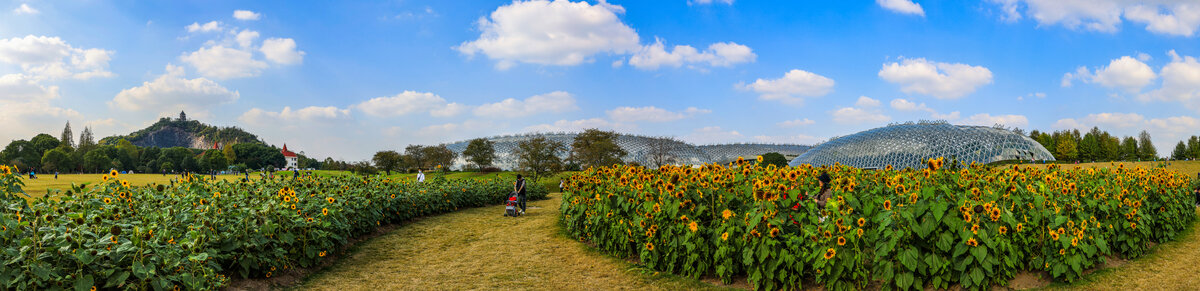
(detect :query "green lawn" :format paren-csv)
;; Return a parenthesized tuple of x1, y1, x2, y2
(16, 173, 260, 199)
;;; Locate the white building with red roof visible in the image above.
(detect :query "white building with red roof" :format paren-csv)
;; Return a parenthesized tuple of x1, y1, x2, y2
(281, 144, 298, 170)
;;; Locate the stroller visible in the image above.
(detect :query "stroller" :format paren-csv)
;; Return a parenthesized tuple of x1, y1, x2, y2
(504, 192, 521, 217)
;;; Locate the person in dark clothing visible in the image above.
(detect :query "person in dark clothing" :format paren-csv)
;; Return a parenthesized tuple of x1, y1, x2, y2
(515, 174, 527, 215)
(812, 171, 833, 208)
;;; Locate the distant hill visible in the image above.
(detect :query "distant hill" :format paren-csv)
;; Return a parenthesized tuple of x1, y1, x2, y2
(99, 113, 263, 149)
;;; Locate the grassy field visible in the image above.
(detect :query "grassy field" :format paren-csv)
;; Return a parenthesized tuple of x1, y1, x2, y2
(291, 193, 742, 291)
(15, 173, 260, 199)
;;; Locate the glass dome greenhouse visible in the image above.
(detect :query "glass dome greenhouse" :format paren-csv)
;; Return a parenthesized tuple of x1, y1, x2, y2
(788, 122, 1055, 169)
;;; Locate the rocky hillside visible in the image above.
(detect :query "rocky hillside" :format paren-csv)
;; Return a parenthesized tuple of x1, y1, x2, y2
(99, 116, 262, 149)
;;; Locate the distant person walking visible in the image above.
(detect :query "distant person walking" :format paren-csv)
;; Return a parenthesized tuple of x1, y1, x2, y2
(559, 179, 565, 192)
(293, 169, 299, 179)
(417, 170, 425, 183)
(54, 171, 58, 179)
(515, 174, 527, 215)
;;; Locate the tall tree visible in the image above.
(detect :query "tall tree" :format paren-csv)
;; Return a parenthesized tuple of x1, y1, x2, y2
(647, 136, 682, 168)
(404, 145, 427, 170)
(60, 121, 74, 149)
(1137, 130, 1157, 159)
(1188, 136, 1200, 159)
(1100, 134, 1120, 161)
(1120, 136, 1139, 161)
(462, 138, 496, 171)
(41, 148, 72, 172)
(1078, 127, 1101, 161)
(514, 137, 566, 182)
(78, 126, 96, 152)
(1172, 141, 1188, 160)
(1054, 132, 1078, 161)
(569, 129, 627, 169)
(223, 144, 237, 163)
(422, 145, 458, 171)
(372, 150, 403, 175)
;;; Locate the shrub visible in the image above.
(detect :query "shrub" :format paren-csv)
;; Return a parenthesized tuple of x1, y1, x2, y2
(560, 159, 1195, 290)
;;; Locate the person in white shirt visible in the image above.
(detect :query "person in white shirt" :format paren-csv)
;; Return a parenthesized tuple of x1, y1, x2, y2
(416, 169, 425, 182)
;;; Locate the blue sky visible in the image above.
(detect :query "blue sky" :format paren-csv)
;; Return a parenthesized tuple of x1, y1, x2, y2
(2, 0, 1198, 160)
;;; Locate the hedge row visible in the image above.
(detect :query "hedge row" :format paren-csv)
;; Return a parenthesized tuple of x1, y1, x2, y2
(0, 168, 547, 290)
(561, 159, 1195, 290)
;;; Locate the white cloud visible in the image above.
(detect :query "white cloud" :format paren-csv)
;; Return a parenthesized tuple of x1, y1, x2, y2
(235, 29, 260, 49)
(989, 0, 1022, 22)
(523, 118, 631, 132)
(239, 106, 351, 126)
(233, 10, 261, 21)
(855, 96, 881, 107)
(606, 106, 708, 123)
(110, 64, 240, 112)
(831, 107, 890, 124)
(13, 3, 37, 15)
(627, 39, 755, 70)
(0, 35, 115, 80)
(683, 126, 745, 145)
(180, 45, 268, 79)
(456, 0, 640, 69)
(260, 38, 305, 65)
(1141, 50, 1200, 111)
(990, 1, 1200, 36)
(777, 118, 815, 128)
(961, 113, 1028, 128)
(355, 91, 463, 117)
(689, 0, 734, 5)
(0, 101, 82, 143)
(753, 134, 823, 145)
(1064, 55, 1156, 93)
(738, 69, 835, 105)
(1052, 112, 1145, 130)
(0, 74, 59, 101)
(877, 0, 925, 16)
(186, 21, 223, 33)
(879, 57, 993, 99)
(473, 91, 578, 118)
(890, 98, 959, 120)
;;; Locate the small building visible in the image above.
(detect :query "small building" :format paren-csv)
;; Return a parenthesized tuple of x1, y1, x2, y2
(281, 144, 298, 170)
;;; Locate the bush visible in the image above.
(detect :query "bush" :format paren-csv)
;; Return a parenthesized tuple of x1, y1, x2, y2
(560, 159, 1196, 290)
(0, 166, 547, 290)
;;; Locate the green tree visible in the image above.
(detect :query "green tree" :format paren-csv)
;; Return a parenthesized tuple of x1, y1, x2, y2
(60, 121, 74, 149)
(422, 145, 458, 171)
(1119, 136, 1138, 161)
(83, 150, 111, 172)
(223, 144, 237, 163)
(462, 138, 497, 171)
(372, 150, 403, 175)
(1188, 136, 1200, 159)
(569, 129, 627, 169)
(760, 152, 789, 168)
(115, 139, 139, 171)
(514, 137, 566, 182)
(405, 145, 427, 170)
(1100, 133, 1120, 161)
(41, 148, 72, 172)
(204, 150, 228, 171)
(1054, 132, 1078, 161)
(647, 136, 683, 168)
(78, 126, 96, 152)
(1137, 130, 1157, 160)
(1172, 141, 1188, 160)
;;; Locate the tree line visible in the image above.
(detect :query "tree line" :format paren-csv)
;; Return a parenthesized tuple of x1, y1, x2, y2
(0, 122, 321, 174)
(1028, 127, 1160, 162)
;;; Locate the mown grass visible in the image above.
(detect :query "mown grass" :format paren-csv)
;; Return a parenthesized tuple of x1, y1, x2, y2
(1019, 160, 1200, 180)
(292, 193, 741, 291)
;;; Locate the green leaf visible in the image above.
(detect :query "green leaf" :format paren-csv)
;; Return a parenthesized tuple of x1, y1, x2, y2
(896, 272, 914, 290)
(971, 245, 987, 263)
(73, 274, 94, 291)
(970, 267, 984, 285)
(936, 233, 953, 252)
(900, 248, 919, 271)
(930, 201, 949, 222)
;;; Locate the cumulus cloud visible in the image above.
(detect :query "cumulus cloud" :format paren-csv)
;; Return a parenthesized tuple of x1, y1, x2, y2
(233, 10, 261, 21)
(606, 106, 708, 123)
(260, 38, 305, 65)
(0, 35, 115, 80)
(855, 96, 881, 107)
(235, 29, 259, 49)
(1062, 55, 1156, 93)
(683, 126, 745, 145)
(110, 65, 240, 112)
(13, 3, 37, 15)
(186, 21, 223, 33)
(1141, 50, 1200, 111)
(523, 118, 631, 133)
(0, 101, 83, 143)
(831, 107, 890, 124)
(877, 0, 925, 16)
(777, 118, 815, 128)
(738, 69, 835, 105)
(180, 45, 268, 79)
(1052, 112, 1145, 130)
(239, 106, 351, 126)
(879, 57, 993, 99)
(473, 91, 578, 118)
(961, 113, 1028, 128)
(889, 98, 960, 120)
(627, 39, 755, 70)
(0, 74, 59, 101)
(988, 0, 1200, 36)
(456, 0, 640, 69)
(355, 91, 465, 117)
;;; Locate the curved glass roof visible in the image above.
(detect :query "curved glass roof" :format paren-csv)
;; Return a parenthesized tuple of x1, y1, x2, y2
(788, 123, 1055, 169)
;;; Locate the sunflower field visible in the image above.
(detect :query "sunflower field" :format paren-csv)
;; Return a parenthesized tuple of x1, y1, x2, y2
(560, 158, 1196, 290)
(0, 166, 547, 290)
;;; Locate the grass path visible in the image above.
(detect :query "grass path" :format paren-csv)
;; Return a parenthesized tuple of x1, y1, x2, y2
(293, 193, 737, 291)
(1045, 207, 1200, 290)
